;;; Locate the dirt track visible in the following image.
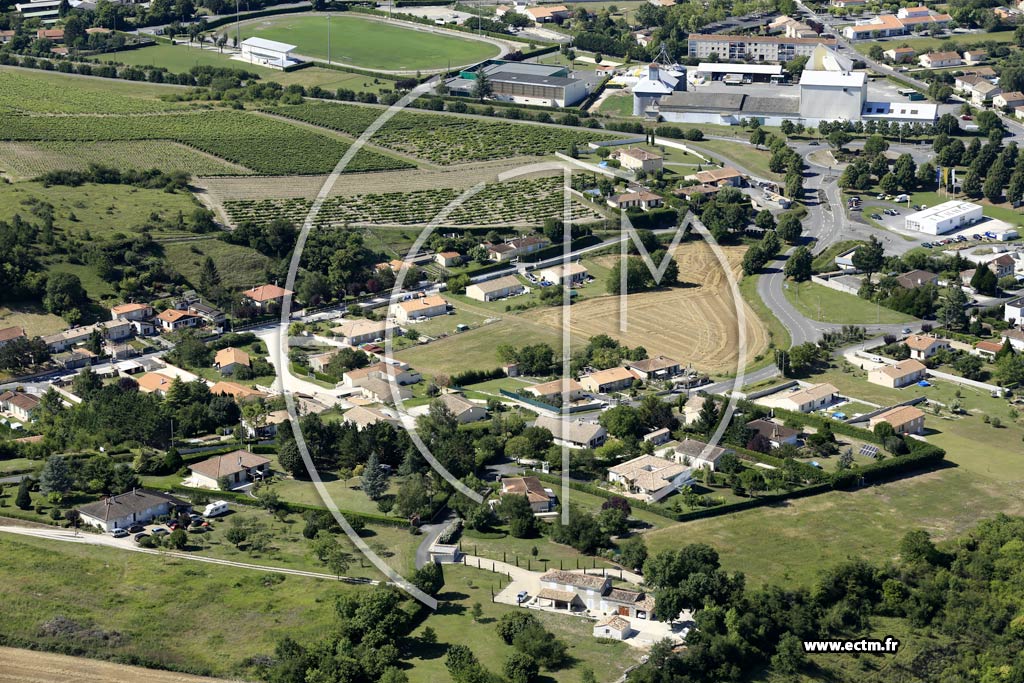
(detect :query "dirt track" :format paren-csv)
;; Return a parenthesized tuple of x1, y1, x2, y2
(525, 242, 770, 375)
(0, 647, 241, 683)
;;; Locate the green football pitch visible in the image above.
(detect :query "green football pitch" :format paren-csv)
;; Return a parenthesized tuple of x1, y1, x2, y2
(237, 14, 500, 70)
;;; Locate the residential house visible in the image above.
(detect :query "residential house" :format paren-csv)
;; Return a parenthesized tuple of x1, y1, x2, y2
(869, 405, 926, 435)
(392, 295, 449, 324)
(895, 269, 938, 289)
(537, 571, 656, 619)
(539, 262, 588, 286)
(77, 489, 190, 533)
(53, 348, 96, 370)
(593, 616, 634, 640)
(673, 437, 730, 470)
(869, 358, 927, 388)
(436, 392, 488, 424)
(110, 303, 153, 322)
(156, 309, 200, 332)
(0, 390, 41, 422)
(615, 148, 664, 174)
(359, 377, 413, 404)
(0, 30, 15, 44)
(970, 81, 1001, 105)
(1016, 106, 1024, 121)
(535, 414, 608, 449)
(342, 405, 400, 430)
(0, 326, 26, 348)
(342, 361, 421, 388)
(500, 476, 556, 513)
(187, 450, 271, 490)
(36, 28, 64, 41)
(241, 284, 293, 310)
(187, 301, 226, 327)
(243, 409, 290, 438)
(579, 367, 638, 394)
(745, 418, 800, 448)
(919, 51, 962, 69)
(963, 49, 987, 65)
(434, 251, 462, 268)
(1004, 295, 1024, 325)
(524, 4, 570, 23)
(214, 347, 251, 375)
(538, 571, 611, 611)
(1002, 327, 1024, 351)
(883, 46, 916, 63)
(465, 275, 527, 302)
(308, 349, 338, 373)
(674, 183, 721, 202)
(973, 340, 1005, 359)
(607, 454, 692, 502)
(486, 236, 551, 262)
(843, 14, 906, 40)
(332, 318, 399, 346)
(633, 29, 653, 47)
(685, 167, 744, 187)
(987, 254, 1016, 279)
(681, 395, 707, 426)
(995, 91, 1024, 109)
(42, 325, 95, 353)
(136, 372, 174, 397)
(524, 378, 585, 403)
(904, 334, 950, 360)
(625, 355, 682, 381)
(643, 427, 671, 445)
(210, 381, 267, 402)
(608, 190, 664, 211)
(777, 383, 838, 412)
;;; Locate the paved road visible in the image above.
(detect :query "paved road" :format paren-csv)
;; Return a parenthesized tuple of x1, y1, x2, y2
(414, 509, 455, 569)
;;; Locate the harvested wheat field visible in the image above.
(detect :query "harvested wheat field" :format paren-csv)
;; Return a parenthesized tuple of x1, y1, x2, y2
(0, 647, 239, 683)
(526, 242, 770, 375)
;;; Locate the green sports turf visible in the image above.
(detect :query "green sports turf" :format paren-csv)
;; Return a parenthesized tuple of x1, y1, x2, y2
(237, 14, 499, 70)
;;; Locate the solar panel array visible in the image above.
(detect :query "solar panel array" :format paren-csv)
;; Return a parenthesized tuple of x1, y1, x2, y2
(860, 444, 879, 458)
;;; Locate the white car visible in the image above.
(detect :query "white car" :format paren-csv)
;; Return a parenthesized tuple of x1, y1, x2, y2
(111, 528, 129, 538)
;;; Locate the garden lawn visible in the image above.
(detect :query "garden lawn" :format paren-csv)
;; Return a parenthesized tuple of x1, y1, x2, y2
(783, 280, 913, 325)
(0, 306, 67, 338)
(690, 138, 781, 181)
(0, 533, 358, 678)
(238, 14, 499, 70)
(162, 239, 271, 291)
(853, 29, 1016, 57)
(266, 473, 403, 519)
(405, 564, 639, 683)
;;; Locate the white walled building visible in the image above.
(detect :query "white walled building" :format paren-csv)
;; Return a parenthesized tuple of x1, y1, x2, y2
(239, 37, 298, 69)
(904, 201, 983, 235)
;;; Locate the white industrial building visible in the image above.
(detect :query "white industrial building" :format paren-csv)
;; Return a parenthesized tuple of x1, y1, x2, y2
(239, 37, 299, 69)
(798, 69, 867, 122)
(632, 63, 683, 115)
(904, 201, 983, 235)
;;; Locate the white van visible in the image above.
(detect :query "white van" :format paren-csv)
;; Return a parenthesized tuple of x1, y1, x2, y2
(203, 501, 230, 518)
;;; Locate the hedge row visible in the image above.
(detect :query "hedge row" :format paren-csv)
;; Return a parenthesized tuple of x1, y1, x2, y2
(451, 367, 505, 386)
(147, 482, 413, 528)
(307, 58, 403, 81)
(729, 444, 829, 483)
(771, 407, 885, 445)
(578, 75, 612, 113)
(202, 4, 312, 30)
(832, 441, 946, 490)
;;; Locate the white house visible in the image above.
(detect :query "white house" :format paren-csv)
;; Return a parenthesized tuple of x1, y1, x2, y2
(392, 295, 449, 324)
(1005, 295, 1024, 326)
(673, 437, 730, 470)
(777, 383, 838, 412)
(436, 392, 488, 424)
(539, 263, 588, 286)
(76, 489, 190, 533)
(465, 275, 527, 302)
(607, 454, 692, 502)
(593, 615, 634, 640)
(332, 318, 399, 346)
(186, 450, 271, 490)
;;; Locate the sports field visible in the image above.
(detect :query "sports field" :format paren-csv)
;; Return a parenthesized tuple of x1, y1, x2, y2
(237, 14, 499, 70)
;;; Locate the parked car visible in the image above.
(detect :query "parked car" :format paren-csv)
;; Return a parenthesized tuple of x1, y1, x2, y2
(973, 234, 982, 240)
(151, 527, 169, 537)
(961, 114, 973, 120)
(957, 235, 967, 242)
(923, 242, 933, 248)
(128, 524, 145, 533)
(111, 528, 129, 538)
(133, 532, 150, 542)
(871, 213, 883, 220)
(901, 327, 912, 334)
(517, 591, 529, 604)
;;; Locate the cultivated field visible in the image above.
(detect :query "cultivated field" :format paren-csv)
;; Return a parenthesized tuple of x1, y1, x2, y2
(525, 243, 771, 375)
(222, 174, 605, 227)
(0, 66, 186, 114)
(237, 14, 499, 70)
(264, 103, 614, 164)
(0, 141, 251, 181)
(0, 647, 234, 683)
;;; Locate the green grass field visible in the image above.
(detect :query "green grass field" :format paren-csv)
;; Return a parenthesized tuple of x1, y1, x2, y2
(0, 182, 202, 239)
(237, 14, 499, 70)
(0, 533, 359, 678)
(162, 238, 271, 291)
(783, 280, 914, 325)
(102, 43, 392, 93)
(853, 29, 1016, 57)
(0, 306, 68, 337)
(597, 91, 634, 117)
(691, 138, 781, 181)
(738, 272, 791, 353)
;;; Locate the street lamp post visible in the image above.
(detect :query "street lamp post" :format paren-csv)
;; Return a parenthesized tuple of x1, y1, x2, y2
(327, 13, 331, 65)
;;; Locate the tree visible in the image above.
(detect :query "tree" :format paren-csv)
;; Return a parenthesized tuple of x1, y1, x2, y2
(361, 452, 388, 501)
(772, 633, 807, 675)
(939, 278, 969, 330)
(776, 212, 803, 244)
(39, 456, 73, 497)
(879, 172, 899, 195)
(971, 265, 998, 296)
(503, 652, 539, 683)
(749, 128, 766, 149)
(693, 396, 720, 436)
(784, 247, 813, 282)
(852, 235, 884, 275)
(472, 70, 492, 101)
(827, 130, 851, 150)
(619, 535, 648, 571)
(962, 169, 983, 198)
(863, 133, 889, 157)
(742, 244, 769, 276)
(168, 528, 188, 549)
(497, 493, 539, 538)
(15, 479, 32, 510)
(198, 256, 221, 295)
(44, 272, 87, 317)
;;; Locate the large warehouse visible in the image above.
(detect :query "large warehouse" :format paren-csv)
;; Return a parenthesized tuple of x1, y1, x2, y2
(904, 201, 983, 235)
(446, 61, 590, 107)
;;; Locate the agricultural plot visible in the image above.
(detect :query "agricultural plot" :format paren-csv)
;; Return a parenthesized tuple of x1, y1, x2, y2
(1, 111, 411, 175)
(263, 103, 614, 164)
(223, 175, 604, 227)
(525, 242, 771, 375)
(0, 66, 187, 114)
(0, 141, 251, 181)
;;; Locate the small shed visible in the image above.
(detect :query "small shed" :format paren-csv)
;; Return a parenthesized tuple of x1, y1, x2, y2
(428, 543, 462, 564)
(593, 615, 633, 640)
